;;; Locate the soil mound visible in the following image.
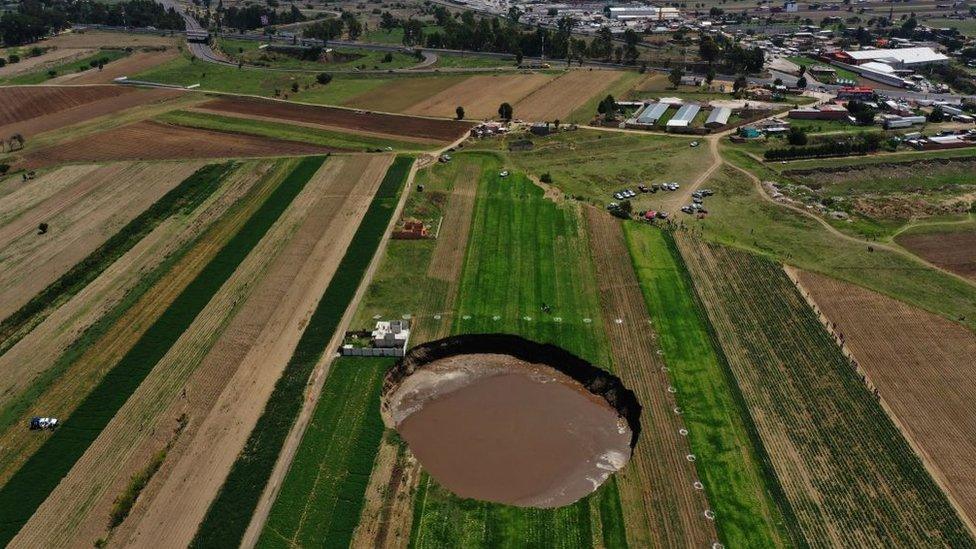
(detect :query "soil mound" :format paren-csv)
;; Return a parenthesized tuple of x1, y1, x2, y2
(382, 334, 641, 508)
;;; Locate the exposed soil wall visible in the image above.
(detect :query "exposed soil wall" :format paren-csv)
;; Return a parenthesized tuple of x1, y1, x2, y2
(381, 333, 642, 447)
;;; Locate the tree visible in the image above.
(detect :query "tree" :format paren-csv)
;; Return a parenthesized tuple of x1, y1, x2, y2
(316, 72, 332, 85)
(622, 29, 640, 64)
(402, 18, 424, 46)
(699, 34, 721, 64)
(456, 106, 465, 120)
(507, 6, 523, 25)
(733, 75, 748, 95)
(597, 94, 617, 119)
(796, 75, 807, 88)
(668, 66, 684, 88)
(928, 105, 946, 122)
(787, 126, 808, 146)
(498, 102, 513, 120)
(379, 11, 397, 31)
(705, 66, 716, 87)
(291, 82, 299, 93)
(553, 118, 560, 130)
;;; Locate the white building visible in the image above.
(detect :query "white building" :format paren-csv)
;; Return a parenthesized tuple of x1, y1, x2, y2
(608, 6, 680, 20)
(839, 47, 949, 69)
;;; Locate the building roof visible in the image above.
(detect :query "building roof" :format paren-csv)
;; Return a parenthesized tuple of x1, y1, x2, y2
(637, 102, 669, 124)
(667, 104, 701, 127)
(844, 47, 948, 65)
(705, 106, 731, 126)
(861, 61, 896, 73)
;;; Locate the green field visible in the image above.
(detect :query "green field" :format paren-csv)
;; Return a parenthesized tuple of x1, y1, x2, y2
(292, 75, 392, 106)
(0, 49, 129, 85)
(707, 155, 976, 331)
(217, 38, 421, 71)
(156, 110, 430, 152)
(408, 155, 624, 548)
(0, 156, 323, 547)
(624, 226, 795, 548)
(191, 156, 412, 549)
(136, 54, 316, 96)
(257, 357, 390, 548)
(925, 18, 976, 36)
(471, 129, 704, 206)
(676, 237, 975, 546)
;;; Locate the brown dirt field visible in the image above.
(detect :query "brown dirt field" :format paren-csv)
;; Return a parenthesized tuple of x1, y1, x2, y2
(199, 96, 473, 142)
(20, 120, 335, 168)
(426, 162, 479, 284)
(793, 269, 976, 530)
(584, 208, 718, 548)
(513, 70, 625, 122)
(0, 161, 266, 438)
(36, 31, 179, 49)
(404, 73, 554, 120)
(0, 165, 100, 229)
(896, 229, 976, 279)
(0, 86, 183, 141)
(344, 75, 469, 114)
(0, 48, 94, 77)
(0, 85, 135, 126)
(54, 49, 179, 84)
(0, 161, 203, 321)
(0, 161, 283, 489)
(110, 155, 392, 549)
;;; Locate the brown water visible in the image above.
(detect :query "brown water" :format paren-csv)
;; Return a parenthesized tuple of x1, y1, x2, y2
(389, 353, 632, 508)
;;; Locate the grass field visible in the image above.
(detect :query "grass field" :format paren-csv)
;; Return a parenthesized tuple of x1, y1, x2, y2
(925, 18, 976, 36)
(407, 155, 624, 548)
(136, 54, 316, 96)
(157, 110, 430, 151)
(190, 156, 412, 549)
(473, 129, 704, 206)
(0, 156, 323, 547)
(676, 236, 975, 546)
(787, 56, 858, 81)
(624, 226, 795, 548)
(257, 357, 390, 549)
(217, 38, 420, 71)
(292, 76, 392, 106)
(0, 49, 129, 85)
(565, 71, 648, 124)
(700, 158, 976, 332)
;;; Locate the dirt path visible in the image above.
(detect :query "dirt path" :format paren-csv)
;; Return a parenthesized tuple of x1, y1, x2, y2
(107, 156, 390, 549)
(659, 135, 721, 212)
(584, 207, 719, 548)
(723, 158, 976, 290)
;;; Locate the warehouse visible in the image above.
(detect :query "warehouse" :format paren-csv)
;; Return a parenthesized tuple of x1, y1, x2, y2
(834, 47, 949, 69)
(666, 104, 700, 128)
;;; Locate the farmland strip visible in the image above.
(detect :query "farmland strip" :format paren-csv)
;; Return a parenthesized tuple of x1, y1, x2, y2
(584, 210, 718, 548)
(0, 162, 234, 357)
(0, 156, 326, 546)
(676, 234, 975, 547)
(256, 358, 389, 548)
(190, 156, 413, 548)
(0, 161, 282, 491)
(621, 223, 800, 548)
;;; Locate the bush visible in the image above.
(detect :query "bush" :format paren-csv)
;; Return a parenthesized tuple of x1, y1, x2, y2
(0, 164, 9, 175)
(764, 134, 881, 160)
(9, 54, 19, 63)
(316, 72, 332, 85)
(540, 172, 552, 183)
(787, 127, 808, 146)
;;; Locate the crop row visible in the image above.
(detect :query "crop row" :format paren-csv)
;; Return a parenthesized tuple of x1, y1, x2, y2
(676, 235, 975, 547)
(0, 162, 235, 357)
(256, 357, 390, 548)
(623, 226, 799, 548)
(0, 156, 326, 546)
(189, 155, 413, 548)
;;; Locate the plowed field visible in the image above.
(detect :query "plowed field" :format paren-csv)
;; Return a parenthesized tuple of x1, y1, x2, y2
(514, 70, 624, 121)
(795, 269, 976, 530)
(55, 50, 179, 84)
(199, 96, 472, 142)
(21, 120, 334, 167)
(897, 229, 976, 279)
(0, 86, 183, 139)
(404, 73, 553, 119)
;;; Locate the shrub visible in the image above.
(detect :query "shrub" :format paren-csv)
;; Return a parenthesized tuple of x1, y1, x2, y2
(316, 72, 332, 85)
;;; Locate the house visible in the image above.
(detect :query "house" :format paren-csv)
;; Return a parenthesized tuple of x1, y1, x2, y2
(392, 219, 428, 240)
(372, 320, 410, 349)
(788, 103, 851, 121)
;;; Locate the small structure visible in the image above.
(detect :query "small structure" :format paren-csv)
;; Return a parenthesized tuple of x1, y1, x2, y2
(636, 102, 669, 125)
(392, 219, 428, 240)
(342, 320, 412, 357)
(667, 104, 701, 128)
(705, 107, 732, 128)
(788, 104, 851, 121)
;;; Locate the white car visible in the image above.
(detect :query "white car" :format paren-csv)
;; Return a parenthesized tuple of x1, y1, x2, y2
(499, 170, 509, 177)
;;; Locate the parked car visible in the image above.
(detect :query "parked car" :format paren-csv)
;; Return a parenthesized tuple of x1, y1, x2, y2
(499, 170, 509, 177)
(690, 141, 700, 147)
(638, 184, 649, 193)
(29, 417, 58, 430)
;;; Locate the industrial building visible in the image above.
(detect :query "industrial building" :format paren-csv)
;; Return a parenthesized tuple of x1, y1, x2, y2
(608, 6, 680, 20)
(788, 104, 851, 121)
(834, 47, 949, 69)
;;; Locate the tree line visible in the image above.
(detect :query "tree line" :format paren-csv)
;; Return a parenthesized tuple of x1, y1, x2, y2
(0, 0, 184, 46)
